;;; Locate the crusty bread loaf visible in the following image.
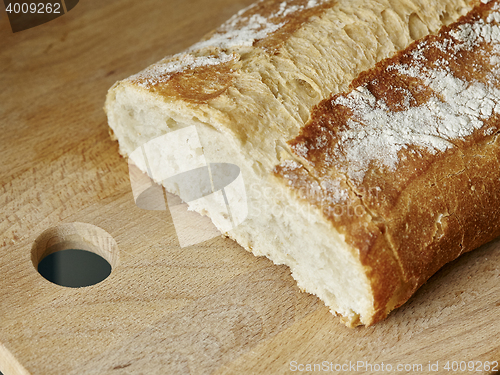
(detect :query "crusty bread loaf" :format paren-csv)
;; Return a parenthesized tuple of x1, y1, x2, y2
(105, 0, 500, 326)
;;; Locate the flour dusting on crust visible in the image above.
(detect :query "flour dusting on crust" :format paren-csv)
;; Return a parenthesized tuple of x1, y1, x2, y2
(130, 52, 237, 88)
(288, 3, 500, 182)
(128, 0, 330, 88)
(191, 0, 329, 50)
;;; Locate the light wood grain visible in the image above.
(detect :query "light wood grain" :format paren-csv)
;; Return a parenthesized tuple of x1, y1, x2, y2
(1, 0, 500, 374)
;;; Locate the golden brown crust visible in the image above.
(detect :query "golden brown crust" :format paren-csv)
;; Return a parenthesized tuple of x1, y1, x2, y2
(149, 60, 237, 103)
(275, 0, 500, 323)
(127, 53, 240, 104)
(250, 0, 336, 52)
(274, 161, 405, 324)
(127, 0, 334, 104)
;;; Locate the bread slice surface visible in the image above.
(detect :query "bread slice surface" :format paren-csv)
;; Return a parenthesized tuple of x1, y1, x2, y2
(105, 0, 498, 326)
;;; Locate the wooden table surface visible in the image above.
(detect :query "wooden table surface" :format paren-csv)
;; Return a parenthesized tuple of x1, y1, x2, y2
(1, 0, 500, 374)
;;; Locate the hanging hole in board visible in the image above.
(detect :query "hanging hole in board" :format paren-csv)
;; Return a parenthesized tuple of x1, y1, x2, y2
(31, 222, 119, 288)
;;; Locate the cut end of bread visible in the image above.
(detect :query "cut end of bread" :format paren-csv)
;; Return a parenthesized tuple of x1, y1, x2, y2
(105, 80, 379, 326)
(105, 0, 499, 327)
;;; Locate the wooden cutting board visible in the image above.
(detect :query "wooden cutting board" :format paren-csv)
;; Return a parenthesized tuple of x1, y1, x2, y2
(1, 1, 500, 374)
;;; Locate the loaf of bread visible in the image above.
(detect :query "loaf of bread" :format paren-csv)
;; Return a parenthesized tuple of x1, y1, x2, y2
(105, 0, 500, 326)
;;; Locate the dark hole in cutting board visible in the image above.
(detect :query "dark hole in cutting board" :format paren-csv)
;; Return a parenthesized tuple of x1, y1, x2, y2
(37, 249, 111, 288)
